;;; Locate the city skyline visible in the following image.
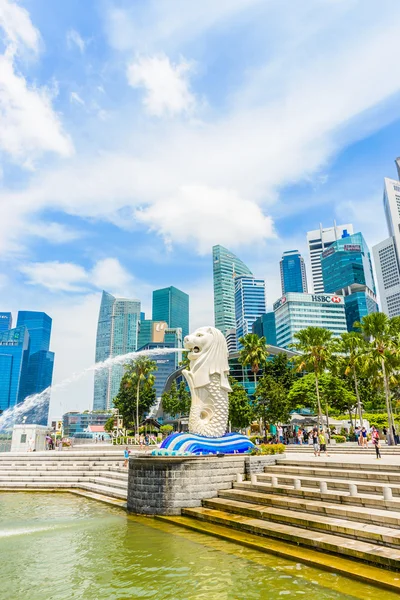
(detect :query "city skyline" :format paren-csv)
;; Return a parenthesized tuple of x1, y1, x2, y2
(2, 1, 400, 419)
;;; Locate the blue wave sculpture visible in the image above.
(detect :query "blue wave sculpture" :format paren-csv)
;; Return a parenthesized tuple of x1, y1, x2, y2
(158, 432, 255, 455)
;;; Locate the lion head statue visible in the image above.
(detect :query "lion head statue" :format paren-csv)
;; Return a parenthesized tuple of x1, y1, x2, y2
(183, 326, 231, 391)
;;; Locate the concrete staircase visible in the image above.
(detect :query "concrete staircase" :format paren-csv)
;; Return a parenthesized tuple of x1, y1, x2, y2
(0, 451, 129, 501)
(175, 457, 400, 571)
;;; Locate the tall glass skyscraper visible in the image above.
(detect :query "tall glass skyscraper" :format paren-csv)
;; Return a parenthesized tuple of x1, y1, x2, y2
(252, 312, 277, 346)
(280, 250, 308, 294)
(0, 326, 30, 415)
(321, 232, 378, 331)
(235, 275, 266, 346)
(93, 291, 141, 411)
(213, 245, 253, 335)
(0, 313, 12, 331)
(16, 311, 55, 425)
(152, 287, 189, 339)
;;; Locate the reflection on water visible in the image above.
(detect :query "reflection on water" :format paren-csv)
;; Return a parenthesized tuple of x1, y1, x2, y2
(0, 493, 394, 600)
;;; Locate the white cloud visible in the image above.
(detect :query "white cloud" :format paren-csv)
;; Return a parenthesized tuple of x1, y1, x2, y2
(127, 54, 195, 116)
(0, 0, 40, 55)
(20, 261, 89, 292)
(18, 258, 136, 295)
(25, 221, 83, 244)
(66, 28, 85, 53)
(0, 1, 73, 166)
(136, 185, 275, 254)
(70, 91, 85, 105)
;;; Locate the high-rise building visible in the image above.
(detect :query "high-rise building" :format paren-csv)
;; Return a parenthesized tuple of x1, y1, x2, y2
(93, 291, 141, 411)
(16, 311, 55, 425)
(373, 238, 400, 317)
(213, 245, 253, 335)
(152, 286, 189, 339)
(0, 313, 12, 331)
(373, 174, 400, 317)
(0, 325, 30, 415)
(321, 232, 378, 331)
(274, 293, 347, 348)
(225, 328, 237, 354)
(252, 312, 277, 346)
(280, 250, 308, 294)
(234, 275, 266, 346)
(307, 222, 354, 293)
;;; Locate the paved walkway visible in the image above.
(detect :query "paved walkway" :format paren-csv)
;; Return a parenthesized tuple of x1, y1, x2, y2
(286, 451, 400, 465)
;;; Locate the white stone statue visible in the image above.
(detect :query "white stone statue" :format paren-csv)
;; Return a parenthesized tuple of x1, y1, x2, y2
(183, 326, 231, 438)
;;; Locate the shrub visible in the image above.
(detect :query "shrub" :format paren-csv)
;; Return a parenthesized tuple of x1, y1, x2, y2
(331, 434, 346, 443)
(160, 425, 174, 437)
(250, 443, 285, 455)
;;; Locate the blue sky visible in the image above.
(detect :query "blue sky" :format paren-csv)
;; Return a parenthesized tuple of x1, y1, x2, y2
(1, 0, 400, 417)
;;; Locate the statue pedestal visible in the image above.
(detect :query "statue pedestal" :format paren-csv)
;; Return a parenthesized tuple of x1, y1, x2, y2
(158, 432, 255, 455)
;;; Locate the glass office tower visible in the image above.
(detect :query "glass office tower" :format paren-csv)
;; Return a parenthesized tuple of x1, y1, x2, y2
(93, 291, 141, 411)
(0, 326, 30, 416)
(213, 245, 253, 336)
(252, 312, 277, 346)
(0, 313, 12, 331)
(280, 250, 308, 294)
(321, 232, 378, 331)
(234, 275, 266, 346)
(16, 311, 55, 425)
(152, 287, 189, 339)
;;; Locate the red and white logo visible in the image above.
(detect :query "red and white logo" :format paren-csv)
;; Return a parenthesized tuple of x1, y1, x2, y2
(331, 296, 341, 303)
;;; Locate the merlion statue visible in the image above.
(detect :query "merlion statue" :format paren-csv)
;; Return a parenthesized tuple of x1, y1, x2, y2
(182, 326, 231, 438)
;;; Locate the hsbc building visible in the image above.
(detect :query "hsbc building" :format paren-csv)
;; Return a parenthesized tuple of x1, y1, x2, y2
(273, 292, 347, 349)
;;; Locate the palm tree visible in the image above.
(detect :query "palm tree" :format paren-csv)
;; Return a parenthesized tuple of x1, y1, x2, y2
(238, 333, 269, 390)
(290, 327, 333, 428)
(355, 313, 399, 445)
(334, 332, 366, 427)
(132, 356, 157, 436)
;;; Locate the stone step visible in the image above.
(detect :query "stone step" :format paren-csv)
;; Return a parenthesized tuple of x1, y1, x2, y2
(182, 506, 400, 569)
(203, 497, 400, 547)
(0, 480, 127, 500)
(258, 472, 400, 496)
(85, 476, 128, 490)
(265, 465, 400, 483)
(219, 488, 400, 528)
(75, 482, 127, 500)
(277, 459, 400, 472)
(233, 481, 400, 512)
(0, 469, 128, 479)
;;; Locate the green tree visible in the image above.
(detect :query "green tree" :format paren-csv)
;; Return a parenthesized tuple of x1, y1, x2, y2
(113, 357, 157, 433)
(238, 333, 269, 390)
(288, 372, 356, 422)
(255, 374, 291, 427)
(355, 313, 400, 444)
(104, 416, 115, 433)
(290, 327, 334, 428)
(333, 332, 367, 426)
(161, 381, 191, 430)
(228, 377, 253, 430)
(263, 352, 295, 391)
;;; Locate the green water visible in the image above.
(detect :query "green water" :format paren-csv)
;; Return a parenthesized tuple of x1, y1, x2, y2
(0, 493, 396, 600)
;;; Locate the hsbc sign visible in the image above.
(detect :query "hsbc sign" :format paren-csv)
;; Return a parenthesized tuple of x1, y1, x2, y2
(311, 295, 343, 304)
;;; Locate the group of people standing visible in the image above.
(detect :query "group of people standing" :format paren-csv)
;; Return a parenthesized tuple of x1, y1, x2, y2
(355, 425, 382, 459)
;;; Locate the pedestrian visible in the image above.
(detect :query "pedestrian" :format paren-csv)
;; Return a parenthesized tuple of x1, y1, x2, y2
(123, 446, 130, 467)
(297, 429, 303, 445)
(318, 429, 329, 456)
(312, 428, 320, 457)
(354, 426, 360, 446)
(277, 425, 283, 444)
(372, 427, 382, 459)
(361, 427, 368, 448)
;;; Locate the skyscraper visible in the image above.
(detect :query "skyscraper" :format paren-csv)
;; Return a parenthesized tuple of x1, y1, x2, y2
(93, 291, 141, 411)
(307, 222, 354, 293)
(16, 311, 55, 425)
(373, 174, 400, 317)
(280, 250, 308, 294)
(213, 245, 253, 336)
(0, 313, 12, 331)
(234, 275, 266, 346)
(252, 312, 277, 346)
(0, 325, 30, 415)
(321, 232, 378, 331)
(152, 286, 189, 339)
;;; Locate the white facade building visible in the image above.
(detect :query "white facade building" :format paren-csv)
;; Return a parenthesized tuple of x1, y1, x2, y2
(225, 328, 237, 354)
(274, 292, 347, 349)
(373, 176, 400, 317)
(307, 222, 354, 293)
